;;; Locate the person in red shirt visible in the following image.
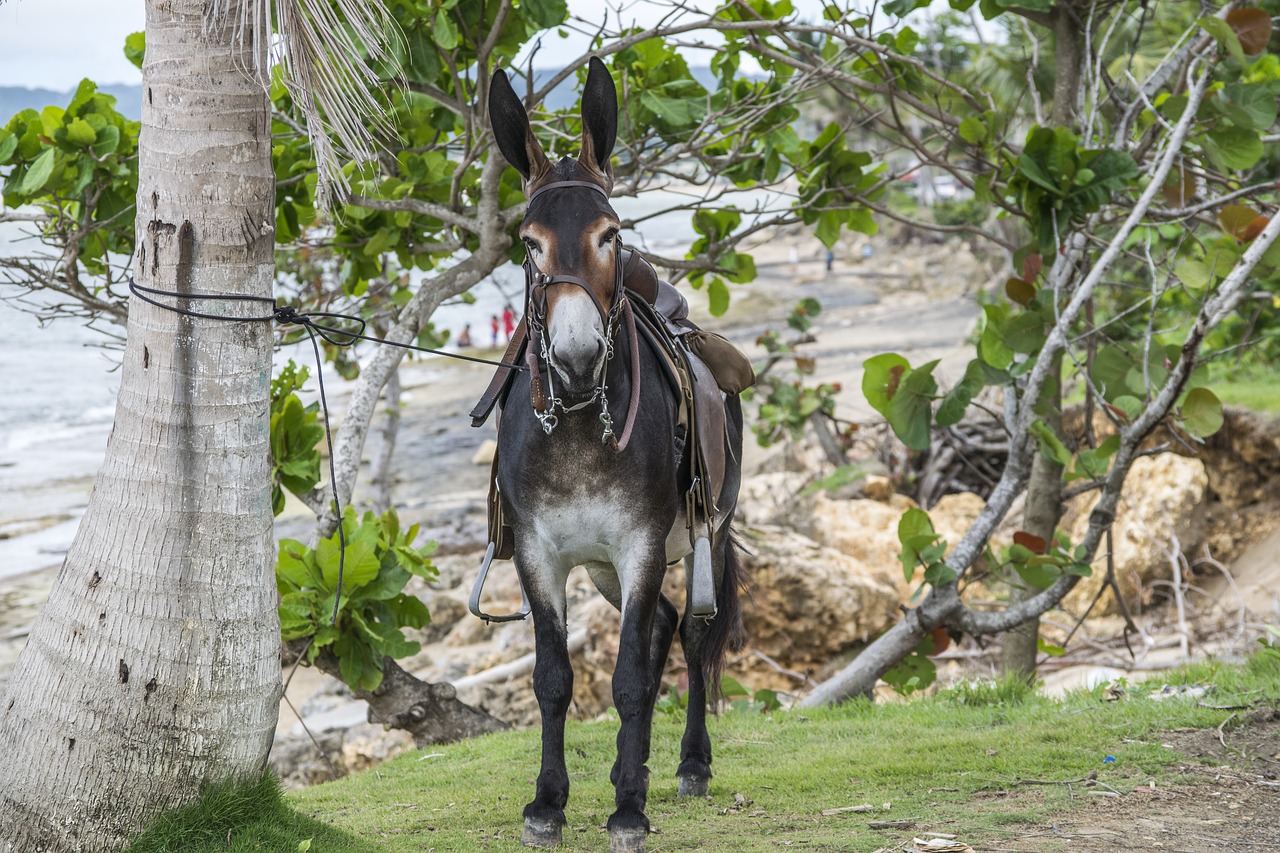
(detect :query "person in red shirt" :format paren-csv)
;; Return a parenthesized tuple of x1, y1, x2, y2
(502, 304, 516, 343)
(490, 314, 499, 348)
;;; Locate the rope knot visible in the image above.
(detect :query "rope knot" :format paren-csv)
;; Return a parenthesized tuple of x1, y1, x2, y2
(273, 305, 302, 324)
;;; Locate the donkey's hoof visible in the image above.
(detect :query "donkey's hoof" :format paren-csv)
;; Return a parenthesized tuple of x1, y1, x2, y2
(609, 826, 648, 853)
(676, 775, 709, 798)
(522, 817, 563, 847)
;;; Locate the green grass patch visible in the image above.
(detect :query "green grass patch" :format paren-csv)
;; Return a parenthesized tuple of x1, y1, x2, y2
(1206, 361, 1280, 413)
(129, 772, 371, 852)
(143, 654, 1280, 852)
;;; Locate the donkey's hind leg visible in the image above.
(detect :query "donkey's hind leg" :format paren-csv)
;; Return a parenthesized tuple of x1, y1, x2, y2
(676, 532, 741, 798)
(522, 583, 574, 847)
(675, 607, 714, 798)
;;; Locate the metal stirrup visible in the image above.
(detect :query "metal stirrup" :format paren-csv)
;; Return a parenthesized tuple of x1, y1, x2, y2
(468, 542, 531, 623)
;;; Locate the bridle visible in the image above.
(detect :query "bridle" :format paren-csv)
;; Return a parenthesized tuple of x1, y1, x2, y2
(521, 179, 641, 452)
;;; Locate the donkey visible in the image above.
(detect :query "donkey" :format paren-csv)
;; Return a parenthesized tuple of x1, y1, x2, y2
(486, 58, 747, 852)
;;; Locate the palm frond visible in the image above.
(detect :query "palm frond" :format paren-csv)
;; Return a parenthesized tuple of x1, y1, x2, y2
(208, 0, 404, 207)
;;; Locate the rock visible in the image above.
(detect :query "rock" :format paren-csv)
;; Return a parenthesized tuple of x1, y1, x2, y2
(1062, 453, 1209, 614)
(790, 494, 913, 599)
(339, 722, 415, 773)
(1197, 408, 1280, 508)
(736, 471, 813, 526)
(738, 526, 900, 670)
(928, 491, 986, 546)
(471, 439, 497, 465)
(270, 722, 414, 790)
(862, 475, 895, 502)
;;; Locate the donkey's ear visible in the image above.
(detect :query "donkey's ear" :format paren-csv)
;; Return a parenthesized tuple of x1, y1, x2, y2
(489, 69, 550, 183)
(578, 56, 618, 180)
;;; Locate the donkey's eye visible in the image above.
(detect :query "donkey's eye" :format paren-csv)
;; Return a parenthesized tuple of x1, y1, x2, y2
(522, 237, 541, 253)
(600, 228, 619, 246)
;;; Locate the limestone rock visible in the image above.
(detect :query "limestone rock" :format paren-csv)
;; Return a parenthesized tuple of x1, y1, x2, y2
(862, 475, 896, 502)
(471, 439, 497, 465)
(739, 526, 901, 669)
(791, 494, 912, 599)
(928, 491, 986, 546)
(270, 722, 414, 790)
(736, 471, 813, 526)
(1062, 453, 1208, 614)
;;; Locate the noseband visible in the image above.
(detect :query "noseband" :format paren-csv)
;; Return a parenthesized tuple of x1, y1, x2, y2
(522, 180, 640, 452)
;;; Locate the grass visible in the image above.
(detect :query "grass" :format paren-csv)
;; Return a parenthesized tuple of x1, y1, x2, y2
(1206, 360, 1280, 413)
(130, 651, 1280, 852)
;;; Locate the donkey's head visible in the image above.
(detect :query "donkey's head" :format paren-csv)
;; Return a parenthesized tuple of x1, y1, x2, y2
(489, 57, 620, 399)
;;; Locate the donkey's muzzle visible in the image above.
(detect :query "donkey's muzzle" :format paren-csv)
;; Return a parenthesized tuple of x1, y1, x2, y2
(551, 337, 605, 396)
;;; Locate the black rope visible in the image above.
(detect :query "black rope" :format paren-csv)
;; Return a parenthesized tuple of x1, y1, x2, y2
(128, 278, 523, 624)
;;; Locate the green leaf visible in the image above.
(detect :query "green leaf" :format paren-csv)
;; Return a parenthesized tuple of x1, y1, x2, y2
(979, 304, 1014, 370)
(897, 508, 937, 581)
(1029, 420, 1071, 466)
(887, 360, 938, 451)
(65, 118, 97, 147)
(0, 131, 17, 164)
(1015, 559, 1059, 590)
(20, 147, 56, 195)
(707, 277, 730, 317)
(1037, 638, 1066, 657)
(882, 635, 937, 696)
(862, 353, 910, 417)
(1199, 16, 1245, 64)
(522, 0, 568, 28)
(719, 675, 750, 698)
(1204, 126, 1265, 172)
(433, 12, 460, 50)
(1218, 84, 1279, 132)
(958, 116, 986, 144)
(124, 32, 146, 70)
(1182, 387, 1224, 438)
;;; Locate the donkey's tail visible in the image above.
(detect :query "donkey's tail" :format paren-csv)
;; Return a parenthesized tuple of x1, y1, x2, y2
(703, 531, 749, 704)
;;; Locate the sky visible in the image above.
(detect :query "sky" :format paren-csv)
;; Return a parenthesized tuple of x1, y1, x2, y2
(0, 0, 847, 91)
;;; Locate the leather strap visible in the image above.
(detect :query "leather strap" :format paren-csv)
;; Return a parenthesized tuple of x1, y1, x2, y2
(528, 179, 608, 204)
(610, 298, 643, 453)
(469, 317, 529, 427)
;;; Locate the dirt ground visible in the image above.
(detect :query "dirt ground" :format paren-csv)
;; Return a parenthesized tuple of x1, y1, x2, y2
(863, 707, 1280, 853)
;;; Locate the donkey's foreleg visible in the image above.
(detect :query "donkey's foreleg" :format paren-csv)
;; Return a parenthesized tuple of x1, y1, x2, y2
(610, 593, 677, 788)
(523, 595, 574, 847)
(607, 562, 666, 853)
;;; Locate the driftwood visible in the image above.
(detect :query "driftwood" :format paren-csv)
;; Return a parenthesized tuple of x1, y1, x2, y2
(912, 418, 1009, 510)
(286, 641, 509, 746)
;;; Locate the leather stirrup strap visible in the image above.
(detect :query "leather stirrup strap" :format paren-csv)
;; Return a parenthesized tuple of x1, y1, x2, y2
(469, 317, 529, 427)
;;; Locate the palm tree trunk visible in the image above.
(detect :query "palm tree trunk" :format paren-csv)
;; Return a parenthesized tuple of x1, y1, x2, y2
(0, 2, 280, 850)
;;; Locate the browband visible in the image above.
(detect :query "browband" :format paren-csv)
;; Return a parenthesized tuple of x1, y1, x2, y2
(527, 179, 609, 205)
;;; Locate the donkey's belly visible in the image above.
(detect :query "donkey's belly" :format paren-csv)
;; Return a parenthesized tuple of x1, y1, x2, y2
(527, 492, 656, 567)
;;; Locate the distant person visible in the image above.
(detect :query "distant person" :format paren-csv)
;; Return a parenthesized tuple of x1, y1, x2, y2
(502, 305, 515, 343)
(457, 323, 473, 348)
(825, 248, 834, 274)
(490, 314, 500, 348)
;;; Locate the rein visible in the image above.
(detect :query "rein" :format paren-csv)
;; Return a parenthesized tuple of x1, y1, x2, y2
(521, 179, 641, 452)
